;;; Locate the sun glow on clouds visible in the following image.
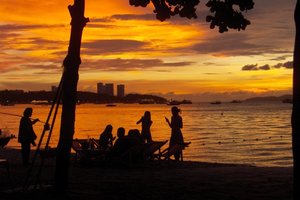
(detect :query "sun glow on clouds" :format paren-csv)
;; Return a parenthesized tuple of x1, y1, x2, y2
(0, 0, 295, 100)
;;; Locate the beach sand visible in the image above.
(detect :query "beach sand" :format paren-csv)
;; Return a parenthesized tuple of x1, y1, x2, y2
(0, 148, 293, 200)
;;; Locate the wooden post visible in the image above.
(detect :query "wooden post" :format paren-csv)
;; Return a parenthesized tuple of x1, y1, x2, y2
(54, 0, 89, 192)
(293, 1, 300, 199)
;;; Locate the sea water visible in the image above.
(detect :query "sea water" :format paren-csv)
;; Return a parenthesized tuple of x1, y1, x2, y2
(0, 102, 292, 167)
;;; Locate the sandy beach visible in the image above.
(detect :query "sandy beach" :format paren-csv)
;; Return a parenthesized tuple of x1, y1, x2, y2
(0, 147, 293, 200)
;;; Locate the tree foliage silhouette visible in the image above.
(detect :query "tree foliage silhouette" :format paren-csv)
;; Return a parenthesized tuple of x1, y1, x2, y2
(129, 0, 254, 33)
(130, 0, 299, 199)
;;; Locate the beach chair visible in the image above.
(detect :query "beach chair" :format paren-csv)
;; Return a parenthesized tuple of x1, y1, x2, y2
(158, 142, 191, 161)
(142, 140, 168, 161)
(115, 140, 168, 163)
(71, 140, 85, 161)
(90, 138, 100, 149)
(71, 139, 107, 163)
(91, 137, 116, 150)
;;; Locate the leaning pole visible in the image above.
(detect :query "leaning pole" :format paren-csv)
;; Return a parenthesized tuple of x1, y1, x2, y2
(293, 1, 300, 199)
(55, 0, 89, 192)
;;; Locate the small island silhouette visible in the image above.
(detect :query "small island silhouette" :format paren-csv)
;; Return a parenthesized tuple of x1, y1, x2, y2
(0, 89, 172, 104)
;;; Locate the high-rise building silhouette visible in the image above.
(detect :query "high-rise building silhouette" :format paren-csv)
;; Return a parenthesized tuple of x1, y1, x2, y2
(97, 82, 106, 94)
(117, 84, 125, 97)
(97, 82, 124, 97)
(105, 83, 114, 96)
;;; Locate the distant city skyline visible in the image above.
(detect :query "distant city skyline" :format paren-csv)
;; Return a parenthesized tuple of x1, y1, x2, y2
(97, 82, 125, 97)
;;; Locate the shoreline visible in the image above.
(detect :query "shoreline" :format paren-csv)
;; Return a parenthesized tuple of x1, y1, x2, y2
(0, 147, 293, 200)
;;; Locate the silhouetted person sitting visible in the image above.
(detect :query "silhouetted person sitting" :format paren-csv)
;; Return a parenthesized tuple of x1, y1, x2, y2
(99, 124, 113, 150)
(18, 107, 39, 166)
(165, 106, 184, 161)
(126, 129, 144, 162)
(136, 111, 153, 143)
(111, 127, 126, 158)
(81, 140, 90, 150)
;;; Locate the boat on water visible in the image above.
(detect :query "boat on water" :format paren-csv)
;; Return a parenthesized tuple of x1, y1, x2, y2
(210, 101, 221, 105)
(106, 104, 117, 107)
(0, 129, 16, 148)
(230, 100, 242, 103)
(167, 99, 192, 105)
(181, 99, 192, 104)
(31, 100, 51, 105)
(167, 100, 181, 106)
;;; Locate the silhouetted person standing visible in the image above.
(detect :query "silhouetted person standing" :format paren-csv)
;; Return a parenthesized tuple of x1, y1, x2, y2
(99, 124, 114, 150)
(165, 106, 183, 161)
(136, 111, 153, 143)
(18, 107, 39, 166)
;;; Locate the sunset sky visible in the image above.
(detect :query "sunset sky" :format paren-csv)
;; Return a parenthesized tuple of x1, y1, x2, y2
(0, 0, 296, 101)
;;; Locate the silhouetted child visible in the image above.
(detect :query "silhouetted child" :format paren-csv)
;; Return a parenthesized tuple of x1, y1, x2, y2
(165, 106, 184, 161)
(99, 124, 114, 150)
(127, 129, 144, 162)
(136, 111, 153, 143)
(111, 127, 126, 158)
(18, 107, 39, 166)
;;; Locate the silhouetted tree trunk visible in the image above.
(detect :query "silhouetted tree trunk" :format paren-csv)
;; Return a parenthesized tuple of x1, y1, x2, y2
(293, 1, 300, 199)
(55, 0, 88, 192)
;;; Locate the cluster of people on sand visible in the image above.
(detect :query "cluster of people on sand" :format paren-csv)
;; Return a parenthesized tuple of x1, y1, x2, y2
(17, 106, 184, 166)
(98, 106, 184, 161)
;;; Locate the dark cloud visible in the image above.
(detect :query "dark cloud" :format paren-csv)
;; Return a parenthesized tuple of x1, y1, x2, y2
(192, 32, 293, 57)
(0, 24, 65, 32)
(242, 61, 293, 71)
(0, 63, 21, 73)
(258, 64, 271, 70)
(0, 54, 63, 74)
(87, 24, 116, 29)
(0, 35, 66, 54)
(92, 13, 201, 26)
(270, 56, 289, 61)
(192, 34, 264, 56)
(273, 63, 283, 69)
(202, 62, 217, 66)
(11, 38, 66, 51)
(0, 32, 20, 40)
(89, 17, 113, 23)
(242, 64, 258, 71)
(0, 81, 55, 91)
(21, 63, 61, 71)
(87, 17, 117, 28)
(283, 61, 293, 69)
(81, 39, 149, 55)
(0, 24, 47, 31)
(111, 14, 156, 21)
(81, 58, 194, 71)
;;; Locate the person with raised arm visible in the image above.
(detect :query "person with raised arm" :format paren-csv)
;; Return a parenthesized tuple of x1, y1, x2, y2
(165, 106, 184, 161)
(18, 107, 39, 166)
(136, 111, 153, 143)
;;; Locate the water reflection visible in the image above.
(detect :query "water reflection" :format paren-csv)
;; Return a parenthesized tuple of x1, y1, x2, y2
(0, 102, 292, 167)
